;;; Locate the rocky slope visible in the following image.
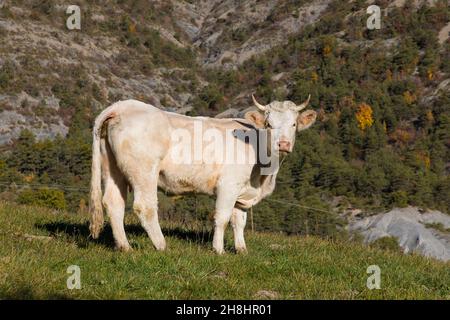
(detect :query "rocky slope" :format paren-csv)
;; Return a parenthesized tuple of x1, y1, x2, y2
(349, 207, 450, 261)
(0, 0, 334, 145)
(186, 0, 332, 68)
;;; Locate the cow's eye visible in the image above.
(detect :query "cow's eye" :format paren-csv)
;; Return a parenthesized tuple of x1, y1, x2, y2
(292, 123, 296, 127)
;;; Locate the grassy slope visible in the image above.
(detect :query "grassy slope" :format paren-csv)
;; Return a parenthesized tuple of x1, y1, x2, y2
(0, 201, 449, 300)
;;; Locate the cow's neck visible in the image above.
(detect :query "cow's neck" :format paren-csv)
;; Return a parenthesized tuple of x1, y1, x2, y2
(256, 155, 286, 195)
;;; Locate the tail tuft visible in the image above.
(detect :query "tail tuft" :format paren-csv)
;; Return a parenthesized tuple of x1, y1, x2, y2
(89, 113, 107, 238)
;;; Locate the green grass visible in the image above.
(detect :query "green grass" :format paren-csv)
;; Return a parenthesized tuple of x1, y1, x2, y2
(0, 201, 449, 299)
(424, 222, 450, 233)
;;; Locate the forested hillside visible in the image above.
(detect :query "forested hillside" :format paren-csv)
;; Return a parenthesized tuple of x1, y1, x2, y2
(0, 0, 449, 237)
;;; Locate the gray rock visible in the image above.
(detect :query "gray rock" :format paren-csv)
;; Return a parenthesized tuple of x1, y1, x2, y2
(215, 108, 241, 119)
(0, 92, 68, 145)
(349, 207, 450, 261)
(216, 106, 260, 120)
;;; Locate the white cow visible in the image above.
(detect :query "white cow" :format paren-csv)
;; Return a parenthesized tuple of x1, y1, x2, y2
(89, 95, 317, 254)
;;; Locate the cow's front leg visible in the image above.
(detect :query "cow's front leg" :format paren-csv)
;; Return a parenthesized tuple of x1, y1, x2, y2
(212, 186, 240, 254)
(231, 207, 247, 254)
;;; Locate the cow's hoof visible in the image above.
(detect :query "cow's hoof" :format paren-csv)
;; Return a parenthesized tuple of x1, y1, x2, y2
(154, 241, 167, 251)
(214, 248, 226, 255)
(117, 244, 132, 252)
(236, 247, 248, 255)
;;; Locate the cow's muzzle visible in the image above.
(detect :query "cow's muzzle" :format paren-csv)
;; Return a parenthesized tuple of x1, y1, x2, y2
(278, 140, 292, 153)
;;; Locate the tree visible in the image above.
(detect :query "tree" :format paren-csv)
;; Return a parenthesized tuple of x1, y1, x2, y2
(18, 188, 66, 210)
(8, 130, 37, 173)
(355, 103, 374, 130)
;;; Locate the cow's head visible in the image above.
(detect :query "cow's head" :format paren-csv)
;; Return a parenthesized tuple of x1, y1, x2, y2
(245, 95, 317, 155)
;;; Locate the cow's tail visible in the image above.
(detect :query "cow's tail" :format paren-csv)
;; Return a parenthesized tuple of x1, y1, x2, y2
(89, 108, 115, 239)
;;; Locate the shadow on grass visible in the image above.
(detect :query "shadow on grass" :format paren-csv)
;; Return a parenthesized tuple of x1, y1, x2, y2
(36, 221, 116, 249)
(161, 225, 214, 246)
(0, 284, 73, 300)
(36, 221, 214, 249)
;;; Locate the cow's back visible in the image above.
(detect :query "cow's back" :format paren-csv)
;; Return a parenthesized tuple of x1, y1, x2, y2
(103, 100, 260, 197)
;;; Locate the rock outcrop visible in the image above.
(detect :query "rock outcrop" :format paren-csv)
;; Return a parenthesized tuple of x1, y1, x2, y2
(349, 207, 450, 262)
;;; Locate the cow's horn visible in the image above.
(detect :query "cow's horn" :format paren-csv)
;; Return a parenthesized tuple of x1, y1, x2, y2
(252, 94, 267, 111)
(293, 94, 311, 111)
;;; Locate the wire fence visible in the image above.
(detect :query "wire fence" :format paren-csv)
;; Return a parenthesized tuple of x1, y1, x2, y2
(265, 198, 333, 214)
(0, 180, 338, 216)
(0, 182, 90, 192)
(0, 179, 344, 238)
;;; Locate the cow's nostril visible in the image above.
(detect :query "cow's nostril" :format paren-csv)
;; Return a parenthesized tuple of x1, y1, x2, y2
(278, 141, 291, 151)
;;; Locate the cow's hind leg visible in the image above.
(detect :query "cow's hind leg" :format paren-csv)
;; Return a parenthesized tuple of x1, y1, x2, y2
(103, 177, 130, 251)
(231, 207, 247, 254)
(132, 164, 166, 251)
(101, 140, 130, 251)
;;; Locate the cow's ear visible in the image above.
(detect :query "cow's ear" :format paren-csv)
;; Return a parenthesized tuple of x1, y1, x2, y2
(245, 110, 265, 128)
(297, 110, 317, 132)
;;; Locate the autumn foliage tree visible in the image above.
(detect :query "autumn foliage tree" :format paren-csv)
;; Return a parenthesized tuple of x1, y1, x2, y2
(355, 103, 374, 130)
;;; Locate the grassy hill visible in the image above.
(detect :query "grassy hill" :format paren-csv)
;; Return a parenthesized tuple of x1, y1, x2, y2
(0, 201, 449, 299)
